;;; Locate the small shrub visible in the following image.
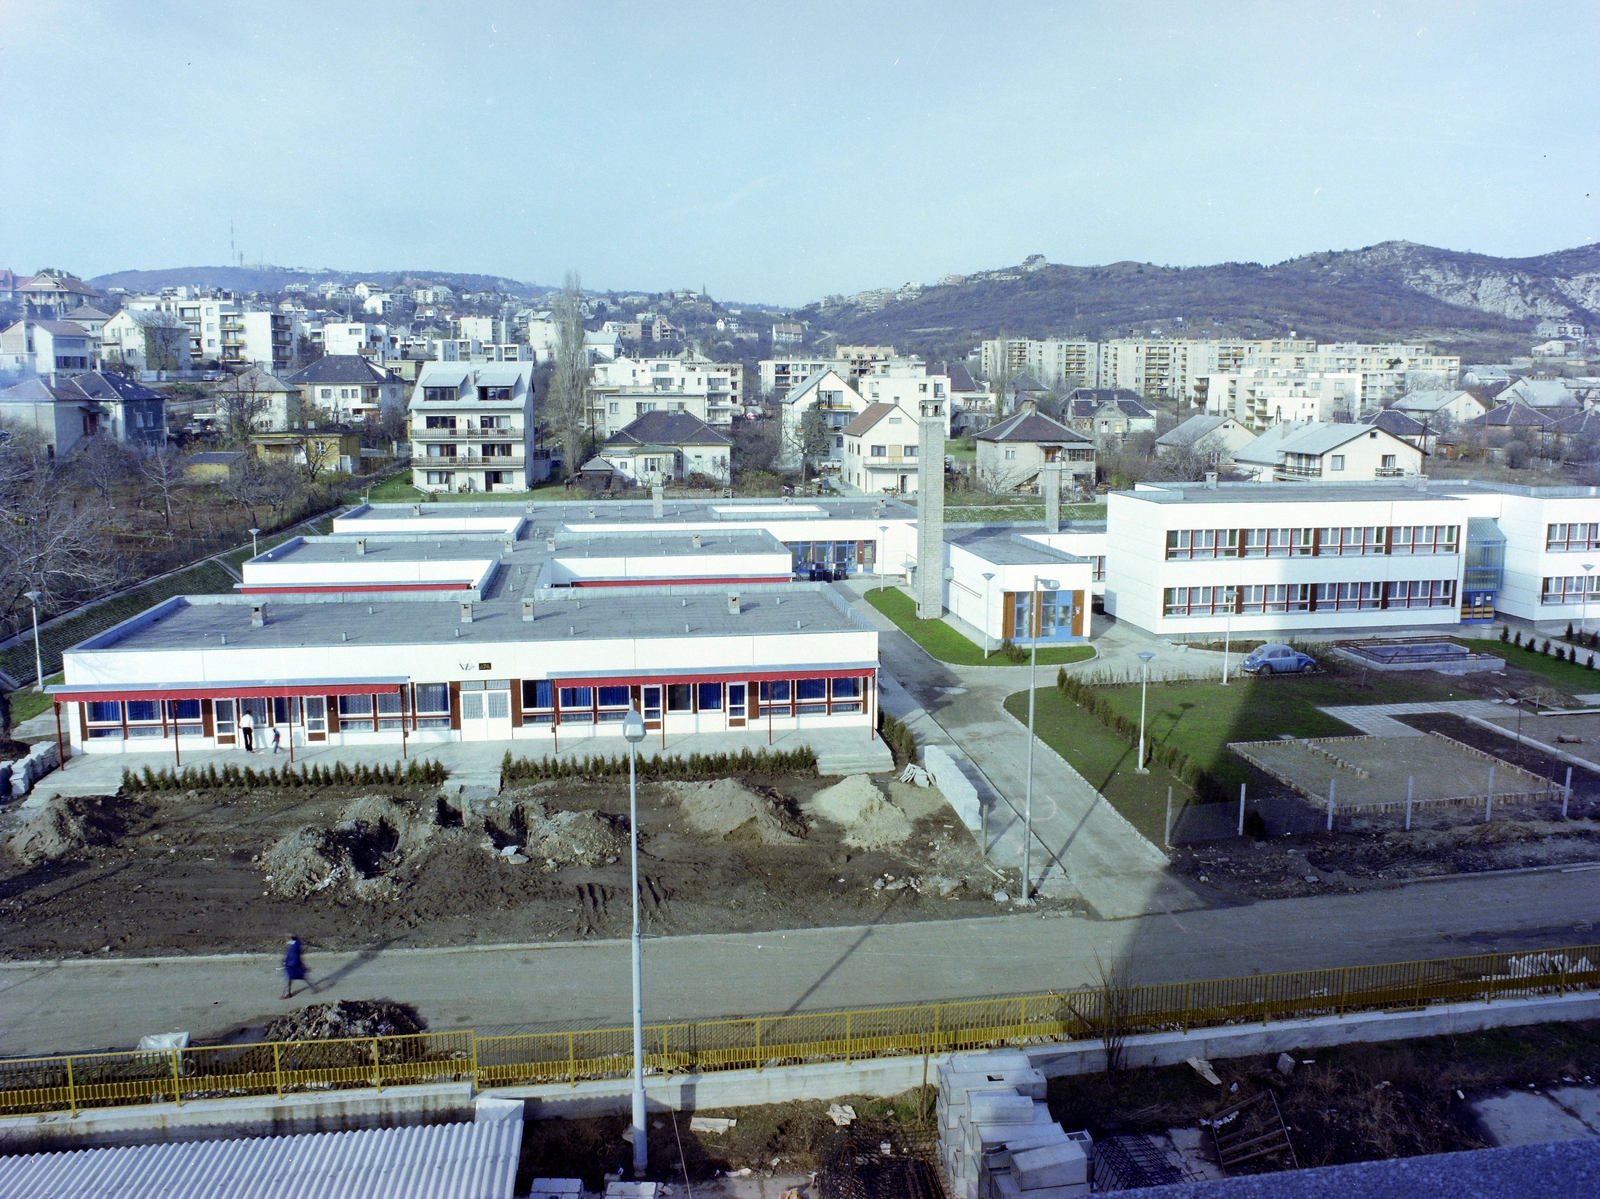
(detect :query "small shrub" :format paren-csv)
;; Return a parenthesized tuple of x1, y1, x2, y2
(1567, 622, 1576, 641)
(1556, 646, 1567, 662)
(1514, 631, 1523, 647)
(500, 746, 817, 784)
(879, 712, 918, 767)
(1542, 639, 1552, 655)
(120, 758, 446, 794)
(996, 639, 1028, 664)
(1499, 626, 1510, 643)
(1589, 654, 1596, 671)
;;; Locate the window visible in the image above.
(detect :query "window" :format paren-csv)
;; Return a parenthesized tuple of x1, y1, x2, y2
(796, 677, 827, 714)
(1092, 555, 1106, 581)
(667, 683, 693, 711)
(1314, 582, 1382, 611)
(598, 686, 630, 707)
(1390, 580, 1456, 608)
(425, 471, 454, 485)
(425, 415, 456, 429)
(759, 680, 791, 703)
(411, 683, 451, 728)
(1548, 523, 1600, 552)
(559, 686, 593, 710)
(1318, 527, 1385, 556)
(1164, 586, 1234, 617)
(1381, 454, 1397, 469)
(904, 446, 918, 457)
(832, 677, 861, 699)
(1330, 455, 1345, 471)
(697, 683, 723, 711)
(871, 445, 886, 457)
(1004, 449, 1016, 460)
(423, 387, 457, 403)
(1390, 525, 1458, 555)
(337, 693, 373, 730)
(1240, 528, 1312, 558)
(1542, 576, 1600, 604)
(1166, 529, 1239, 559)
(1012, 590, 1063, 636)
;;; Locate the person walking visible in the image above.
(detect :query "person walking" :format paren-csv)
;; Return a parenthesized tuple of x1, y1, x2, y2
(271, 726, 281, 754)
(240, 709, 255, 753)
(281, 935, 316, 999)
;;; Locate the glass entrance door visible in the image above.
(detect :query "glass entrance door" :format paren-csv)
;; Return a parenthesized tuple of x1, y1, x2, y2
(642, 685, 663, 730)
(460, 680, 513, 741)
(727, 683, 746, 729)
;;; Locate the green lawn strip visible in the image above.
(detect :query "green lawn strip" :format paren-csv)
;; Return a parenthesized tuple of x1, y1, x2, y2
(7, 674, 64, 726)
(1003, 689, 1189, 843)
(864, 587, 1094, 667)
(0, 560, 239, 683)
(1088, 674, 1462, 788)
(1461, 638, 1600, 695)
(946, 503, 1106, 525)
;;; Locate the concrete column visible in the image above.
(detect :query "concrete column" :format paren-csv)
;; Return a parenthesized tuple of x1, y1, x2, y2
(652, 485, 664, 519)
(916, 418, 945, 620)
(1043, 463, 1062, 533)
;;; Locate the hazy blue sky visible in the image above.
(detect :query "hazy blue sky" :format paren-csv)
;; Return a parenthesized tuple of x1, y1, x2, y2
(2, 1, 1595, 304)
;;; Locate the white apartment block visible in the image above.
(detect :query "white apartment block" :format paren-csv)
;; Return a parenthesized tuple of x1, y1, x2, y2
(1199, 369, 1364, 429)
(856, 372, 954, 434)
(0, 319, 99, 376)
(1247, 343, 1462, 410)
(100, 310, 192, 373)
(779, 368, 867, 469)
(589, 356, 743, 437)
(409, 362, 537, 493)
(323, 322, 397, 358)
(760, 348, 911, 397)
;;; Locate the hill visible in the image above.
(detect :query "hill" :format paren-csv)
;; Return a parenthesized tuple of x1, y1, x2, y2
(88, 265, 551, 298)
(799, 241, 1600, 360)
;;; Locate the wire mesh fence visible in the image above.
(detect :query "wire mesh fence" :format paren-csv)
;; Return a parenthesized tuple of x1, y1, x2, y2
(4, 945, 1596, 1117)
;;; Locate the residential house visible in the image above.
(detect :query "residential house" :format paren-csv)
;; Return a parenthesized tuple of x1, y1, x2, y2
(1498, 377, 1583, 413)
(286, 355, 406, 423)
(584, 330, 621, 361)
(1006, 373, 1051, 413)
(1154, 414, 1255, 465)
(68, 371, 168, 448)
(209, 367, 305, 432)
(1363, 408, 1434, 455)
(251, 427, 362, 477)
(182, 450, 246, 483)
(1234, 422, 1424, 482)
(1391, 389, 1488, 430)
(100, 309, 192, 373)
(589, 354, 743, 437)
(1065, 388, 1144, 425)
(409, 361, 537, 493)
(1536, 318, 1586, 339)
(17, 272, 103, 317)
(0, 375, 107, 455)
(857, 370, 954, 434)
(1461, 401, 1558, 455)
(973, 405, 1096, 493)
(1065, 389, 1155, 444)
(61, 305, 112, 337)
(778, 367, 866, 468)
(599, 411, 733, 485)
(1199, 369, 1364, 429)
(0, 319, 98, 376)
(771, 322, 804, 346)
(1552, 409, 1600, 462)
(760, 356, 849, 397)
(840, 403, 926, 495)
(125, 294, 234, 363)
(322, 322, 396, 359)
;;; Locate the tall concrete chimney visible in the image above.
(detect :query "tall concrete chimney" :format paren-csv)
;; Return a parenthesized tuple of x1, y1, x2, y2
(916, 417, 946, 619)
(1043, 463, 1062, 533)
(652, 484, 664, 519)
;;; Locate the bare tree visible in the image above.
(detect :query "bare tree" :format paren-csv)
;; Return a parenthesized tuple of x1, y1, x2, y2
(548, 272, 591, 477)
(72, 435, 136, 506)
(139, 446, 188, 526)
(289, 431, 342, 483)
(215, 376, 273, 441)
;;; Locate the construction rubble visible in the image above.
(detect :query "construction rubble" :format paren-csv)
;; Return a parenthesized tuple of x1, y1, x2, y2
(937, 1050, 1092, 1199)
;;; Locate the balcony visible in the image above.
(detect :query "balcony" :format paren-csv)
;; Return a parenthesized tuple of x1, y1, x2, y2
(413, 425, 516, 439)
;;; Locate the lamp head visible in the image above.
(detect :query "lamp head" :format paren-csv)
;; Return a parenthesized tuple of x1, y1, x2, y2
(1136, 651, 1156, 664)
(24, 590, 40, 604)
(1037, 578, 1059, 590)
(982, 572, 995, 582)
(622, 709, 647, 744)
(249, 527, 261, 536)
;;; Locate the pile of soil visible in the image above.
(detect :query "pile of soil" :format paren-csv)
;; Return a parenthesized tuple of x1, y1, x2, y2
(806, 775, 911, 850)
(490, 792, 625, 867)
(261, 794, 435, 900)
(666, 779, 806, 845)
(6, 794, 150, 868)
(262, 999, 427, 1041)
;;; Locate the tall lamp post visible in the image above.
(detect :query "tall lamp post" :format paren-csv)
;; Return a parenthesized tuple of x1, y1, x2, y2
(249, 527, 261, 558)
(24, 590, 43, 693)
(1022, 575, 1059, 903)
(1220, 589, 1234, 686)
(623, 709, 649, 1174)
(982, 572, 996, 658)
(877, 525, 888, 592)
(1135, 650, 1156, 773)
(1580, 563, 1593, 640)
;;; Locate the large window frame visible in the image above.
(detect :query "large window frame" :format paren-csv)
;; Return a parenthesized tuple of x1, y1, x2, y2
(1548, 523, 1600, 553)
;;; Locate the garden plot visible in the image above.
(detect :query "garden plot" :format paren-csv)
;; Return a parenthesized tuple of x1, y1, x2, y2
(1231, 733, 1550, 811)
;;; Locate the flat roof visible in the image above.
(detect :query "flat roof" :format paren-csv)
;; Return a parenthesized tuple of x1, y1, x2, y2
(83, 585, 867, 654)
(252, 529, 786, 571)
(945, 527, 1088, 566)
(338, 497, 919, 528)
(1117, 483, 1472, 506)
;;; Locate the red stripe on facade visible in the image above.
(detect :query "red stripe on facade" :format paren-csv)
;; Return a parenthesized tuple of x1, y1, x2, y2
(552, 667, 875, 687)
(237, 582, 473, 594)
(52, 682, 404, 703)
(568, 576, 794, 587)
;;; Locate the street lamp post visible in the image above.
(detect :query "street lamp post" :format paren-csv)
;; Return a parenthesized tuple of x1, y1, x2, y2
(1220, 591, 1234, 686)
(982, 572, 996, 658)
(24, 591, 43, 693)
(1022, 575, 1059, 903)
(877, 525, 888, 592)
(1135, 650, 1156, 773)
(249, 527, 261, 558)
(1583, 563, 1595, 639)
(623, 709, 649, 1174)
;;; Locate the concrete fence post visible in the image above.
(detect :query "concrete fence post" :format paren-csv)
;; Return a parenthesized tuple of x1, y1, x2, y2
(1486, 765, 1495, 823)
(1405, 776, 1414, 831)
(1165, 786, 1173, 847)
(1564, 766, 1573, 819)
(1326, 779, 1336, 831)
(1237, 783, 1246, 837)
(273, 1042, 283, 1100)
(65, 1056, 76, 1116)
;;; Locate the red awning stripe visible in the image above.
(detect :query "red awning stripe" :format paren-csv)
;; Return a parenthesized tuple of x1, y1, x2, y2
(548, 667, 876, 688)
(569, 576, 793, 588)
(49, 681, 406, 703)
(237, 582, 475, 594)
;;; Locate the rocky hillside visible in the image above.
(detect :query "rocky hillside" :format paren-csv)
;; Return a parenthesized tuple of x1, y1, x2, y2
(800, 241, 1600, 360)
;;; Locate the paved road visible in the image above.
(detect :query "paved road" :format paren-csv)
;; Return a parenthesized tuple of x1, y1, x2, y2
(845, 583, 1205, 917)
(4, 867, 1597, 1057)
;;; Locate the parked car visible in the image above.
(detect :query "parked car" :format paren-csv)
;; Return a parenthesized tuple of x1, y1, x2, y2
(1240, 644, 1316, 675)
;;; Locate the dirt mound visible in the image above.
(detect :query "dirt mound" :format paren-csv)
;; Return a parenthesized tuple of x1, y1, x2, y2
(6, 794, 148, 867)
(491, 794, 625, 868)
(263, 999, 427, 1042)
(806, 775, 911, 850)
(261, 794, 434, 899)
(666, 779, 806, 845)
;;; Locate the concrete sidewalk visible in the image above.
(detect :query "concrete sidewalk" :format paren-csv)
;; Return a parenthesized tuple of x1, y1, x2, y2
(842, 582, 1203, 918)
(1319, 699, 1516, 738)
(4, 866, 1596, 1059)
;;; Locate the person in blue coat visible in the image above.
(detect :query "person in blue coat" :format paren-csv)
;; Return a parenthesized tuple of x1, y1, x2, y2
(281, 935, 317, 999)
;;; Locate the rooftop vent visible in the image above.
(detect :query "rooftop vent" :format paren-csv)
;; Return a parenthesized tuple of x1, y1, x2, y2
(504, 539, 514, 553)
(522, 599, 535, 621)
(526, 501, 534, 514)
(220, 634, 227, 645)
(1204, 471, 1218, 488)
(251, 605, 265, 628)
(460, 602, 474, 623)
(356, 538, 367, 555)
(546, 537, 556, 551)
(727, 594, 740, 615)
(692, 533, 703, 549)
(412, 504, 421, 516)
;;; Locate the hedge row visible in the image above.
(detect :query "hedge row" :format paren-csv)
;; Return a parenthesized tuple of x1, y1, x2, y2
(500, 746, 817, 782)
(121, 758, 447, 793)
(1055, 668, 1230, 805)
(879, 711, 917, 767)
(1503, 627, 1599, 667)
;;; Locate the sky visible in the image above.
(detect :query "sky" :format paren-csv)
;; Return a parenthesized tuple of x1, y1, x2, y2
(1, 1, 1596, 306)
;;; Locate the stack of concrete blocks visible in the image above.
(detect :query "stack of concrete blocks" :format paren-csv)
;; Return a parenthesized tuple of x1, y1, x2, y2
(530, 1180, 582, 1199)
(8, 740, 59, 799)
(936, 1050, 1091, 1199)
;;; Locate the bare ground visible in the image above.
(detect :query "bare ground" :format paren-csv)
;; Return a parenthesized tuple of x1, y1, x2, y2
(0, 773, 1061, 960)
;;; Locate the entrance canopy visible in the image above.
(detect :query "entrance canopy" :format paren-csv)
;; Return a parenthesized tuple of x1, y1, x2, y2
(47, 677, 408, 703)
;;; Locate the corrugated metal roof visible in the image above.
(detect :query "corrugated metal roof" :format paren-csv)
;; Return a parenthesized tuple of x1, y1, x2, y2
(0, 1118, 520, 1198)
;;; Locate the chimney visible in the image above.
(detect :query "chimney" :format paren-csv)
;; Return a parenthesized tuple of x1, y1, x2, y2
(522, 598, 535, 621)
(546, 536, 555, 551)
(692, 532, 703, 550)
(915, 416, 946, 620)
(727, 593, 740, 615)
(355, 538, 367, 555)
(412, 504, 421, 516)
(1204, 471, 1218, 488)
(503, 538, 514, 554)
(525, 501, 534, 513)
(1043, 463, 1062, 533)
(460, 601, 473, 623)
(652, 484, 664, 519)
(251, 605, 265, 627)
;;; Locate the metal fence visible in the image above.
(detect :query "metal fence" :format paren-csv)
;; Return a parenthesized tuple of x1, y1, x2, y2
(4, 945, 1596, 1118)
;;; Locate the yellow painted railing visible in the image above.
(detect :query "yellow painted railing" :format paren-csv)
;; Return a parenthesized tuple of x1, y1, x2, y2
(3, 944, 1595, 1118)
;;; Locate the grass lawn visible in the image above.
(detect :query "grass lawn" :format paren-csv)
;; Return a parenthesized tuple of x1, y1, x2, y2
(341, 469, 570, 506)
(865, 587, 1095, 667)
(1462, 637, 1600, 697)
(946, 502, 1106, 524)
(1091, 672, 1466, 788)
(7, 674, 63, 727)
(1003, 689, 1189, 843)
